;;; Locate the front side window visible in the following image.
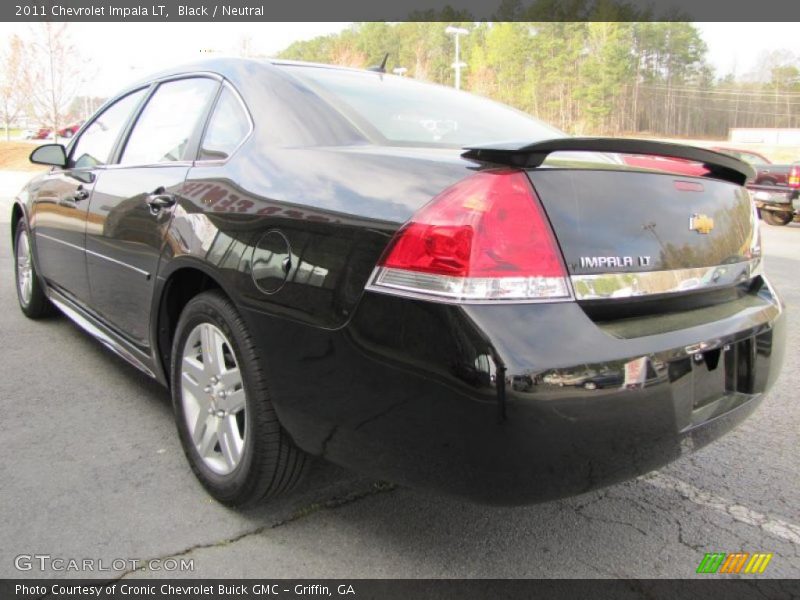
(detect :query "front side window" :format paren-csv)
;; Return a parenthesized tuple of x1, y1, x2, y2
(70, 89, 146, 169)
(198, 87, 251, 161)
(120, 78, 218, 166)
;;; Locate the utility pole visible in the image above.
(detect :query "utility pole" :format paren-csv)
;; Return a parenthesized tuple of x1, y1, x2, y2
(445, 26, 469, 90)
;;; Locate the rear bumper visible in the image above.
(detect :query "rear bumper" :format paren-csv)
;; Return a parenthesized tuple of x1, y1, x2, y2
(243, 279, 785, 505)
(753, 188, 799, 207)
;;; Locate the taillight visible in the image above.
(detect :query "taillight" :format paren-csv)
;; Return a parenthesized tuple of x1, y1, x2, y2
(789, 165, 800, 189)
(367, 169, 571, 302)
(749, 198, 762, 268)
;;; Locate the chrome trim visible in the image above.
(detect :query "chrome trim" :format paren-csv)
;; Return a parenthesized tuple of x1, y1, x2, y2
(48, 290, 155, 378)
(35, 232, 84, 253)
(152, 71, 224, 85)
(102, 72, 225, 169)
(571, 259, 761, 301)
(194, 80, 255, 166)
(102, 161, 194, 170)
(86, 248, 151, 278)
(36, 233, 150, 278)
(64, 85, 153, 161)
(365, 267, 575, 305)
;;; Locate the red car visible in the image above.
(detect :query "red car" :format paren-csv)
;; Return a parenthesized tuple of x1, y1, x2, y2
(30, 122, 82, 140)
(58, 122, 83, 138)
(622, 145, 796, 187)
(31, 127, 52, 140)
(620, 153, 709, 177)
(709, 146, 771, 165)
(710, 146, 797, 187)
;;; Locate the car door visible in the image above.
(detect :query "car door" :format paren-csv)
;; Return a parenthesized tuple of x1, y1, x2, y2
(30, 89, 147, 306)
(85, 76, 220, 347)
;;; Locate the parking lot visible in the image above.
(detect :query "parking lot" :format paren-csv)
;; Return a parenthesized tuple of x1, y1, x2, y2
(1, 178, 798, 579)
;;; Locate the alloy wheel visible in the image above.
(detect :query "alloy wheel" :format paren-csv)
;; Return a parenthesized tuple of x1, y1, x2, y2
(16, 229, 33, 307)
(180, 323, 247, 475)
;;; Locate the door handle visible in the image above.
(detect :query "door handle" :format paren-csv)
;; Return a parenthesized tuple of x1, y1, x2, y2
(72, 185, 90, 202)
(58, 185, 89, 207)
(145, 187, 176, 214)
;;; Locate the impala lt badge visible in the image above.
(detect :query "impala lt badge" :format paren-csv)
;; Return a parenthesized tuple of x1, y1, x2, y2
(580, 256, 651, 268)
(690, 213, 715, 234)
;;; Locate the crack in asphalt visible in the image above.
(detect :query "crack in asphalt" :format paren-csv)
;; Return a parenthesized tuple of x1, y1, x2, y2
(574, 503, 650, 538)
(114, 480, 398, 579)
(319, 424, 339, 456)
(675, 517, 704, 552)
(572, 555, 620, 578)
(353, 398, 410, 432)
(640, 472, 800, 546)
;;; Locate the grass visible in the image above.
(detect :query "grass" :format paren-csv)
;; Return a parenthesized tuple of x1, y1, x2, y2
(0, 141, 48, 171)
(1, 128, 24, 139)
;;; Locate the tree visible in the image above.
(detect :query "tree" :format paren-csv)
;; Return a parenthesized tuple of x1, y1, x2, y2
(275, 21, 800, 138)
(26, 23, 82, 139)
(0, 34, 28, 141)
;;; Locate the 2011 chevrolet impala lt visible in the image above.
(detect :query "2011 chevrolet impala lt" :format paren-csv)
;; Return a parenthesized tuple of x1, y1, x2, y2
(11, 58, 785, 506)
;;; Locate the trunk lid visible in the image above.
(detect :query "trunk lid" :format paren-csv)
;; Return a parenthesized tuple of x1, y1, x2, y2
(528, 167, 755, 276)
(462, 138, 759, 303)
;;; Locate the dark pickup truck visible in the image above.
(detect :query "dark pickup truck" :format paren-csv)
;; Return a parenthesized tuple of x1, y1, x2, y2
(749, 163, 800, 225)
(709, 147, 800, 226)
(710, 146, 795, 187)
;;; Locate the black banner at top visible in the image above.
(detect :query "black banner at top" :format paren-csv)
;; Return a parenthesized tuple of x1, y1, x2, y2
(4, 0, 800, 22)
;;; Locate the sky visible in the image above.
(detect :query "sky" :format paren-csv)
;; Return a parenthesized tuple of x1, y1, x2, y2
(0, 22, 798, 98)
(697, 23, 800, 78)
(1, 22, 349, 97)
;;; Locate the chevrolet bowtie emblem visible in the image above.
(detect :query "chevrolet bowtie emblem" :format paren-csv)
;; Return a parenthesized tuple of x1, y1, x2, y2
(689, 213, 714, 234)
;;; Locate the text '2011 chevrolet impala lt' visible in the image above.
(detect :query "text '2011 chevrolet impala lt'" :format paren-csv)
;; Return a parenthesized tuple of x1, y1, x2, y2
(11, 59, 785, 506)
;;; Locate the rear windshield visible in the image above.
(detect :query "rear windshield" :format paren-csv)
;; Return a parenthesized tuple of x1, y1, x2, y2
(280, 64, 565, 147)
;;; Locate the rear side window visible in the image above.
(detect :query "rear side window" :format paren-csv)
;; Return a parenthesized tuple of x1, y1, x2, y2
(741, 152, 766, 165)
(121, 78, 218, 166)
(283, 66, 565, 147)
(198, 87, 251, 161)
(70, 89, 146, 169)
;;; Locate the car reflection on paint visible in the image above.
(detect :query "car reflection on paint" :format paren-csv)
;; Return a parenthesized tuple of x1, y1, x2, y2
(542, 367, 597, 388)
(700, 258, 753, 288)
(581, 369, 625, 390)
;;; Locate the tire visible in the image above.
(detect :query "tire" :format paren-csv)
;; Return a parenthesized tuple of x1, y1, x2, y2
(762, 210, 793, 226)
(13, 221, 53, 318)
(758, 177, 777, 187)
(583, 381, 597, 390)
(171, 290, 308, 507)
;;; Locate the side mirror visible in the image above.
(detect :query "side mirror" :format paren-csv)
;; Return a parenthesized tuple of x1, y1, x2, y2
(30, 144, 67, 168)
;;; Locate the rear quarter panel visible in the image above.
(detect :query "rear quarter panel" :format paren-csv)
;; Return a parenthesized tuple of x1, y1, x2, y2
(161, 144, 470, 329)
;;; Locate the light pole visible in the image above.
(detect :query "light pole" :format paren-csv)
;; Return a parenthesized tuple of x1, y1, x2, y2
(445, 26, 469, 90)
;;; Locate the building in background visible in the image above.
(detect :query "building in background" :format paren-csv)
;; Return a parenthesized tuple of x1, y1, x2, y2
(730, 128, 800, 146)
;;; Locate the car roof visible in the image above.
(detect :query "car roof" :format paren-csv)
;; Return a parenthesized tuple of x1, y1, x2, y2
(127, 57, 370, 90)
(109, 57, 382, 149)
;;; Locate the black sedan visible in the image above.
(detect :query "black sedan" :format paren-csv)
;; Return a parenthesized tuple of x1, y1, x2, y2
(11, 58, 785, 506)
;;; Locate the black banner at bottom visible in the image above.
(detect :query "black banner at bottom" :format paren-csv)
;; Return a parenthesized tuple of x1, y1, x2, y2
(3, 579, 800, 600)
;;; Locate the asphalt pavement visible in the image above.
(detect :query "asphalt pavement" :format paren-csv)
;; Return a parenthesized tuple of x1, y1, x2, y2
(1, 190, 798, 579)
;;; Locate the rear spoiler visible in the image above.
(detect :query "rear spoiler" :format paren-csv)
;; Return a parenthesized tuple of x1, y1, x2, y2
(462, 137, 755, 186)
